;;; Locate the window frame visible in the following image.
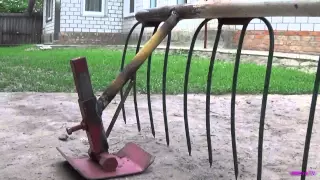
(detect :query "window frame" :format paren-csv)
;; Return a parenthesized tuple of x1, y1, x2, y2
(46, 0, 53, 22)
(81, 0, 106, 17)
(123, 0, 135, 18)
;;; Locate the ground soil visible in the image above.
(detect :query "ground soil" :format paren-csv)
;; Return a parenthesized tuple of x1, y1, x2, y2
(0, 92, 319, 180)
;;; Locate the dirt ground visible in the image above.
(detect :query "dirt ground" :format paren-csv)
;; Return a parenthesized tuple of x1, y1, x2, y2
(0, 92, 319, 180)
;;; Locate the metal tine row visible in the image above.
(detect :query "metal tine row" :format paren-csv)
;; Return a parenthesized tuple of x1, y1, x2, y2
(182, 17, 275, 180)
(119, 22, 145, 132)
(118, 16, 317, 180)
(119, 21, 171, 144)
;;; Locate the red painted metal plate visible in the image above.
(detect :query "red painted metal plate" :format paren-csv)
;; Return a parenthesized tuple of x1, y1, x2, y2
(57, 142, 155, 180)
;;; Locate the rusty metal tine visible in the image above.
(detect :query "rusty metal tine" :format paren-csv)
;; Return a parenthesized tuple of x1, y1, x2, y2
(256, 17, 274, 180)
(120, 22, 141, 124)
(231, 22, 250, 180)
(162, 32, 171, 146)
(132, 24, 145, 132)
(147, 24, 160, 137)
(135, 25, 145, 54)
(184, 19, 212, 156)
(97, 11, 180, 115)
(300, 56, 320, 180)
(106, 80, 134, 138)
(206, 22, 223, 166)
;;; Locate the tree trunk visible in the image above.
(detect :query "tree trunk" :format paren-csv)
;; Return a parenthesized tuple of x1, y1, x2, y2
(26, 0, 36, 15)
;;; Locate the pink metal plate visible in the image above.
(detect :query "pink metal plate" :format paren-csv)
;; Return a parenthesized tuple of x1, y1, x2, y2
(57, 142, 155, 180)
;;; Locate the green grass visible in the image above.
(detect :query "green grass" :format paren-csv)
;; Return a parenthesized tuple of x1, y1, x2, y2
(0, 45, 317, 94)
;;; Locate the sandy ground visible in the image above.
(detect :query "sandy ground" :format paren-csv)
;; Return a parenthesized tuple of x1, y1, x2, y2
(0, 92, 319, 180)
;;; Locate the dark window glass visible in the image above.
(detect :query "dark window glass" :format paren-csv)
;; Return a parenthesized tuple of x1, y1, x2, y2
(85, 0, 102, 12)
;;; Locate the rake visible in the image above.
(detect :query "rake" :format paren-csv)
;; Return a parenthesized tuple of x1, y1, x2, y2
(56, 1, 320, 180)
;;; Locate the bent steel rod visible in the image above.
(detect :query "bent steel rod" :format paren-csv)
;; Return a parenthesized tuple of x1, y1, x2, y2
(147, 24, 160, 137)
(106, 80, 135, 138)
(119, 21, 141, 124)
(133, 24, 145, 132)
(162, 32, 171, 146)
(205, 21, 222, 166)
(256, 17, 275, 180)
(300, 56, 320, 180)
(97, 11, 180, 112)
(183, 18, 212, 156)
(230, 19, 251, 180)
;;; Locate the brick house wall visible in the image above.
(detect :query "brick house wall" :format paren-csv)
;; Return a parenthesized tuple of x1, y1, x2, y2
(42, 0, 320, 54)
(57, 0, 124, 44)
(42, 0, 125, 44)
(122, 0, 222, 33)
(233, 17, 320, 54)
(122, 0, 224, 45)
(59, 0, 122, 33)
(122, 0, 320, 54)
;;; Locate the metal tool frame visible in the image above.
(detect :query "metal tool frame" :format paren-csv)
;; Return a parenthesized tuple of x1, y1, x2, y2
(58, 1, 320, 180)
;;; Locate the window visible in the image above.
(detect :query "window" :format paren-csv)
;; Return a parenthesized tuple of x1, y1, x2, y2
(124, 0, 135, 17)
(177, 0, 187, 4)
(150, 0, 156, 8)
(46, 0, 53, 22)
(82, 0, 105, 17)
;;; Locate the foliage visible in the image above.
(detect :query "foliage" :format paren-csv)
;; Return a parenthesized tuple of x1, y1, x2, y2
(0, 0, 43, 13)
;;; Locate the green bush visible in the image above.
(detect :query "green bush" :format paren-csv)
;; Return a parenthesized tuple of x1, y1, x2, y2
(0, 0, 42, 13)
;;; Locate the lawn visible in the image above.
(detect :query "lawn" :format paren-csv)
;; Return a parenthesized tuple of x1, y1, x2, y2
(0, 45, 317, 94)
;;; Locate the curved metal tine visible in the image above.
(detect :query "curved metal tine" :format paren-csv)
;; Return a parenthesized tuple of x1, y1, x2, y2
(184, 19, 212, 156)
(119, 22, 141, 124)
(231, 22, 250, 179)
(163, 32, 172, 146)
(147, 24, 160, 137)
(132, 24, 145, 132)
(106, 80, 135, 138)
(256, 17, 275, 180)
(300, 56, 320, 180)
(205, 21, 223, 166)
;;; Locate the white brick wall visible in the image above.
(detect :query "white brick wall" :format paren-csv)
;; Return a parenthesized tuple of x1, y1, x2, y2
(123, 0, 244, 34)
(60, 0, 123, 33)
(43, 0, 55, 34)
(235, 16, 318, 31)
(43, 0, 320, 40)
(123, 0, 320, 34)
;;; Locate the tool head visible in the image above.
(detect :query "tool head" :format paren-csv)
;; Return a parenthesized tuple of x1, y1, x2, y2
(57, 142, 155, 180)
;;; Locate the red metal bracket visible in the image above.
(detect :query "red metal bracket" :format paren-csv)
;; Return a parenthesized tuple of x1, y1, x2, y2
(56, 57, 155, 179)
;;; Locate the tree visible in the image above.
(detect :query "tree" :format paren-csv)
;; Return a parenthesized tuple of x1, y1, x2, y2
(26, 0, 36, 14)
(0, 0, 42, 13)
